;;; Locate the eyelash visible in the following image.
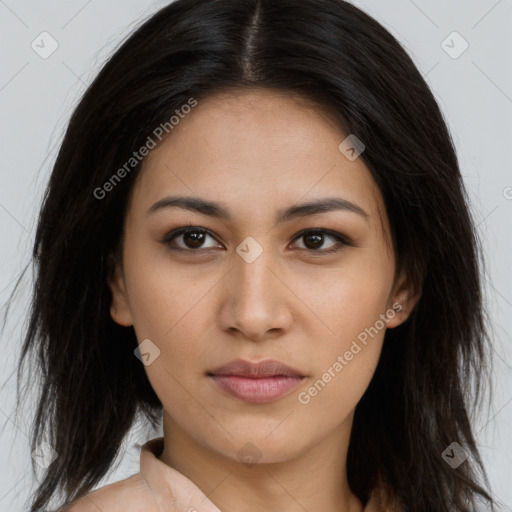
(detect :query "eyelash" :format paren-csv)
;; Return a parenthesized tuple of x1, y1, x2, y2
(160, 226, 354, 255)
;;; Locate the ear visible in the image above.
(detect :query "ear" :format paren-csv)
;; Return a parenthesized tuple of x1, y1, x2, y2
(107, 254, 134, 327)
(385, 268, 420, 329)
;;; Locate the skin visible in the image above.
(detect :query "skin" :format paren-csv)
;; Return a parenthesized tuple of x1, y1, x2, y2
(108, 88, 418, 512)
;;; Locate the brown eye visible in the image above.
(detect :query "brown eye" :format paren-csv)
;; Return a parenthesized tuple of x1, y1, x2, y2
(182, 230, 207, 249)
(162, 227, 223, 251)
(291, 229, 352, 254)
(302, 232, 325, 250)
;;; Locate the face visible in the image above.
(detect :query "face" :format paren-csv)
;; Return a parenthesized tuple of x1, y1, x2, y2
(109, 89, 415, 464)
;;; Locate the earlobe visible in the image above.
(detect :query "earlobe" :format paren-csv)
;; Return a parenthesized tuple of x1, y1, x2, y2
(107, 259, 134, 327)
(386, 270, 421, 329)
(385, 299, 409, 329)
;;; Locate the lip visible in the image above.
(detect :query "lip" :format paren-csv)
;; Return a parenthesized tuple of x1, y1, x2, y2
(208, 359, 306, 404)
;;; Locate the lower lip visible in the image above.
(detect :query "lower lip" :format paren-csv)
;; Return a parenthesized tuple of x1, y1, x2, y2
(210, 375, 304, 403)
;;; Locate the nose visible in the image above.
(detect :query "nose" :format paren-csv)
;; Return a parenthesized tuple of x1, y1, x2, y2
(218, 245, 293, 342)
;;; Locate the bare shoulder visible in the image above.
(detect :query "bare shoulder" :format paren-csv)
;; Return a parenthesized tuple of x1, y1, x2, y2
(59, 473, 157, 512)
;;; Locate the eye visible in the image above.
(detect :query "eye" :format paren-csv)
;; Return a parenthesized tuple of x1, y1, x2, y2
(161, 226, 223, 251)
(290, 229, 353, 254)
(161, 226, 353, 255)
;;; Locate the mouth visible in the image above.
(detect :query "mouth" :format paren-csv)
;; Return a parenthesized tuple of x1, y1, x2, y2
(207, 359, 306, 404)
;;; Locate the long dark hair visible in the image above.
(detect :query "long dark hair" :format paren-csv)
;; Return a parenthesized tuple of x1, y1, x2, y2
(7, 0, 496, 510)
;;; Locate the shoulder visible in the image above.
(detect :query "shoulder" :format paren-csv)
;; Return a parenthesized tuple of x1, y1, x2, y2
(59, 473, 160, 512)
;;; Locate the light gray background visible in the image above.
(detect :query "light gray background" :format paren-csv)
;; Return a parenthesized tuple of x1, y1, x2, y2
(0, 1, 511, 511)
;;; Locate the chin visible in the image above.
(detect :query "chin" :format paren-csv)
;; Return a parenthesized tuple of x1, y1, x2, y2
(205, 430, 308, 466)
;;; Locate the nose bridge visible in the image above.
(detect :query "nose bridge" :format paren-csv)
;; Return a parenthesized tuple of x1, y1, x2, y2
(233, 238, 277, 307)
(223, 237, 290, 339)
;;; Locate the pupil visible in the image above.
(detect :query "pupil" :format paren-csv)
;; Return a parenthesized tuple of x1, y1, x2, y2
(305, 233, 323, 249)
(184, 231, 204, 248)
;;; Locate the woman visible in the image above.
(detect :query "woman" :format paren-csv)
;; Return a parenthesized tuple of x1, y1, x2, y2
(13, 0, 495, 510)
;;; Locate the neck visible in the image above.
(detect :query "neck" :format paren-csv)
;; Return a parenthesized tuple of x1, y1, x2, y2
(159, 411, 363, 512)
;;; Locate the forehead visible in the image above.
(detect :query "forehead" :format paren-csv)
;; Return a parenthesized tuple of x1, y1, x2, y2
(130, 88, 388, 235)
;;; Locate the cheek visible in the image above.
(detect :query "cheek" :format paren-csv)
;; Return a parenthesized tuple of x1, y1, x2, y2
(303, 334, 384, 404)
(295, 257, 392, 413)
(295, 324, 385, 439)
(304, 257, 394, 345)
(126, 271, 210, 431)
(121, 248, 214, 409)
(124, 242, 216, 342)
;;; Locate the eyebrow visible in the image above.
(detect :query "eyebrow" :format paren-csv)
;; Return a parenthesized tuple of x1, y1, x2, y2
(147, 195, 369, 223)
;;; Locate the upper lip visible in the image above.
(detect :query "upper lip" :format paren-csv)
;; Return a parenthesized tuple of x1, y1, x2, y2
(208, 359, 305, 378)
